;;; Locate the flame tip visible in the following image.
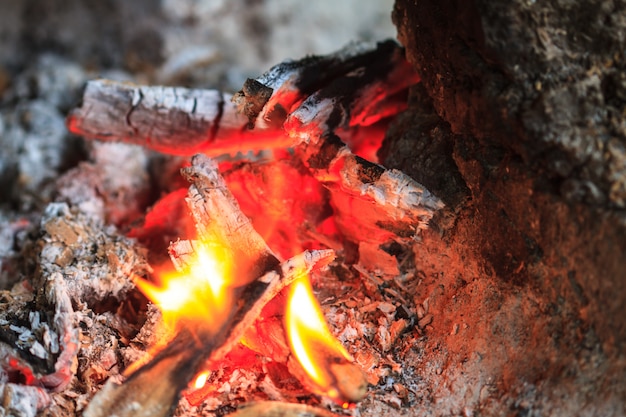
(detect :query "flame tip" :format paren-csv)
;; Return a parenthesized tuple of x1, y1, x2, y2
(286, 276, 352, 401)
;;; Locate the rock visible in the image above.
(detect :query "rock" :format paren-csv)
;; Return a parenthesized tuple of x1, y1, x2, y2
(380, 1, 626, 415)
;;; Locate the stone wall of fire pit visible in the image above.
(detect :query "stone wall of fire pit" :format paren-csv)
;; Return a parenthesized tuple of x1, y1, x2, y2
(0, 1, 624, 417)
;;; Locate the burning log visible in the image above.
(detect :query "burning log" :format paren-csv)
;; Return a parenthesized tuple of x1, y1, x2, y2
(220, 158, 334, 260)
(61, 40, 443, 415)
(84, 250, 333, 417)
(66, 79, 290, 156)
(175, 156, 366, 405)
(232, 40, 417, 133)
(84, 155, 362, 417)
(177, 155, 281, 285)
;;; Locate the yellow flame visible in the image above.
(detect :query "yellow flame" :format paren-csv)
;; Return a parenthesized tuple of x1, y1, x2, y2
(193, 370, 211, 389)
(285, 275, 353, 400)
(134, 240, 233, 334)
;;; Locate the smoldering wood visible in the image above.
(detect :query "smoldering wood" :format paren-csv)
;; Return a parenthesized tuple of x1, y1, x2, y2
(233, 40, 418, 132)
(66, 42, 441, 244)
(178, 155, 280, 284)
(86, 245, 336, 417)
(367, 1, 626, 415)
(178, 156, 367, 404)
(232, 41, 443, 241)
(170, 154, 365, 407)
(2, 1, 624, 416)
(84, 251, 335, 417)
(175, 245, 337, 366)
(296, 138, 444, 242)
(66, 79, 291, 156)
(67, 41, 417, 159)
(219, 157, 333, 261)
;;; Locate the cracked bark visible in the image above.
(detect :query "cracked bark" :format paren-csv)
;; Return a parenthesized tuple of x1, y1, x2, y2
(66, 79, 290, 156)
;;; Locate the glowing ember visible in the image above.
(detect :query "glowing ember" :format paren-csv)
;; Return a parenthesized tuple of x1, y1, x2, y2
(285, 275, 353, 401)
(133, 240, 233, 334)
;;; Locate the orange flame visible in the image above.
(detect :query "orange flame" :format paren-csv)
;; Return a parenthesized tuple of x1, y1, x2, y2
(134, 240, 233, 335)
(285, 275, 353, 401)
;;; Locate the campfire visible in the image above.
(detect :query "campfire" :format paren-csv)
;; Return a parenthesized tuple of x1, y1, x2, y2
(1, 1, 624, 417)
(71, 40, 440, 417)
(0, 37, 442, 416)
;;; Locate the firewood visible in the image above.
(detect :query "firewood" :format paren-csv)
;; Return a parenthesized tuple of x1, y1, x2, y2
(66, 79, 290, 156)
(220, 157, 333, 261)
(66, 42, 440, 244)
(169, 243, 337, 366)
(296, 139, 444, 243)
(232, 40, 418, 132)
(177, 155, 281, 284)
(174, 156, 367, 403)
(66, 41, 416, 159)
(84, 248, 335, 417)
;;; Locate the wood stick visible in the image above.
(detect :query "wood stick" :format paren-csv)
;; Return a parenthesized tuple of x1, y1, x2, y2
(291, 134, 444, 241)
(233, 40, 418, 131)
(66, 79, 290, 156)
(178, 155, 280, 285)
(169, 243, 336, 365)
(66, 41, 415, 157)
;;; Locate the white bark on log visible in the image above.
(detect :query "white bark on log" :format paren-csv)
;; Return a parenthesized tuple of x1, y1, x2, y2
(178, 154, 280, 284)
(67, 79, 289, 156)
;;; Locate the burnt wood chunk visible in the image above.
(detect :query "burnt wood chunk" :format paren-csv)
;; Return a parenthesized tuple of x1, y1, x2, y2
(66, 79, 290, 155)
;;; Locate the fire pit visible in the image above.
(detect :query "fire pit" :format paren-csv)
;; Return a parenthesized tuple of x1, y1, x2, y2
(1, 1, 625, 417)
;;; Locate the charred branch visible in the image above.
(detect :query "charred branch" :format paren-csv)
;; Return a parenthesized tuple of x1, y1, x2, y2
(178, 155, 280, 284)
(66, 41, 443, 246)
(232, 40, 418, 131)
(66, 80, 290, 156)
